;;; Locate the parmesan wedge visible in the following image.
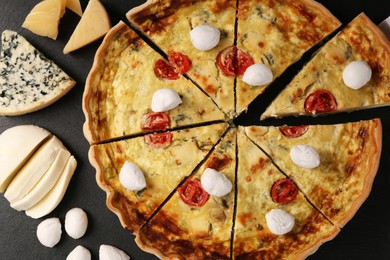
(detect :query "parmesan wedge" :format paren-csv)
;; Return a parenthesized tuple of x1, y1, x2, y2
(63, 0, 111, 54)
(26, 156, 77, 219)
(11, 149, 71, 211)
(22, 0, 65, 40)
(66, 0, 83, 16)
(0, 125, 51, 192)
(4, 136, 65, 203)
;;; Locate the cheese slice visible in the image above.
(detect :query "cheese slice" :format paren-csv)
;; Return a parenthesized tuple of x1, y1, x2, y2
(22, 0, 65, 40)
(4, 136, 65, 203)
(11, 149, 71, 211)
(26, 156, 77, 219)
(66, 0, 83, 16)
(0, 30, 76, 116)
(0, 125, 51, 192)
(63, 0, 111, 54)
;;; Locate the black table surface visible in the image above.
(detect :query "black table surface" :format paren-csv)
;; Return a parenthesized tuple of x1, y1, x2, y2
(0, 0, 389, 259)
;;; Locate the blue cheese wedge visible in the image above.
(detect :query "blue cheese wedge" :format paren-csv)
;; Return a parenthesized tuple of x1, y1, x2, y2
(0, 30, 75, 116)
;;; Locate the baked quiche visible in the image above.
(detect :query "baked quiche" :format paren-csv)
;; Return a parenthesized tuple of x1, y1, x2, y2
(245, 119, 382, 227)
(89, 123, 227, 233)
(136, 128, 236, 259)
(127, 0, 237, 116)
(83, 21, 225, 144)
(235, 0, 341, 113)
(234, 128, 338, 259)
(262, 13, 390, 119)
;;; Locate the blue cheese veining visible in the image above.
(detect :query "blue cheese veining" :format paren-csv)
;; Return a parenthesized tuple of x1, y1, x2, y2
(0, 30, 75, 115)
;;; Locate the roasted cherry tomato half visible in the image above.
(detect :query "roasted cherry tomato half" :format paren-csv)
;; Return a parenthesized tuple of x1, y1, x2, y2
(144, 132, 173, 148)
(177, 178, 209, 207)
(304, 89, 337, 114)
(154, 59, 180, 80)
(217, 46, 254, 76)
(141, 112, 170, 131)
(168, 50, 192, 74)
(271, 178, 298, 204)
(279, 125, 309, 138)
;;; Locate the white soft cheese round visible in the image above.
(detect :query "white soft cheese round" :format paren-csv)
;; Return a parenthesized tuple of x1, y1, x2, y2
(151, 88, 182, 112)
(243, 63, 273, 86)
(99, 245, 130, 260)
(190, 24, 220, 51)
(201, 168, 232, 197)
(265, 209, 295, 235)
(342, 60, 372, 89)
(66, 245, 91, 260)
(290, 144, 320, 169)
(36, 217, 62, 248)
(65, 208, 88, 239)
(119, 161, 146, 191)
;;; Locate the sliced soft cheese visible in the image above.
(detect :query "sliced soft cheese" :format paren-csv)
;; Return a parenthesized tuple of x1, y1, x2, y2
(11, 149, 71, 211)
(0, 30, 76, 116)
(66, 0, 83, 16)
(0, 125, 51, 192)
(22, 0, 65, 40)
(4, 136, 65, 203)
(26, 156, 77, 219)
(63, 0, 111, 54)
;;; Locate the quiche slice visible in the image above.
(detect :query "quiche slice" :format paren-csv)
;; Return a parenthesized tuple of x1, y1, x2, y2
(89, 123, 227, 234)
(235, 0, 341, 113)
(83, 22, 225, 144)
(234, 128, 338, 259)
(245, 119, 382, 228)
(136, 128, 236, 259)
(262, 13, 390, 119)
(127, 0, 237, 116)
(0, 30, 75, 116)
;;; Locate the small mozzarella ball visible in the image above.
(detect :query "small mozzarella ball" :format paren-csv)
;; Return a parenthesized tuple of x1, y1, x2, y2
(190, 24, 220, 51)
(36, 218, 62, 248)
(290, 144, 320, 169)
(66, 245, 91, 260)
(342, 60, 372, 89)
(65, 208, 88, 239)
(266, 209, 295, 235)
(151, 88, 182, 112)
(99, 245, 130, 260)
(201, 168, 232, 197)
(119, 161, 146, 191)
(243, 64, 273, 86)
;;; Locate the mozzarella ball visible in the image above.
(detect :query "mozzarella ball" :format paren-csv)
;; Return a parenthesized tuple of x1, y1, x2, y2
(190, 24, 220, 51)
(119, 161, 146, 191)
(65, 208, 88, 239)
(266, 209, 295, 235)
(36, 218, 62, 248)
(201, 168, 232, 197)
(342, 60, 372, 89)
(290, 144, 320, 169)
(99, 245, 130, 260)
(151, 88, 182, 112)
(66, 245, 91, 260)
(243, 64, 273, 86)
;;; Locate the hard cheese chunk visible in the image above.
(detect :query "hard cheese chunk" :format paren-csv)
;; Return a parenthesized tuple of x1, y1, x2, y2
(22, 0, 65, 39)
(63, 0, 111, 54)
(0, 30, 75, 116)
(66, 0, 83, 16)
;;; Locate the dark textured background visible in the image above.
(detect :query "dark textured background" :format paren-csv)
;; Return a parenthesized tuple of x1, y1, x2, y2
(0, 0, 389, 259)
